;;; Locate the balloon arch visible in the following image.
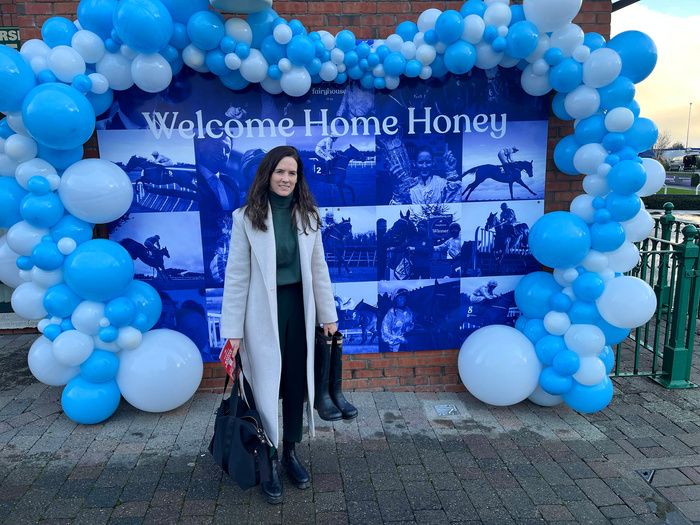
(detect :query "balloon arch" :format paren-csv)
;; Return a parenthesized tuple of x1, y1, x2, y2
(0, 0, 662, 423)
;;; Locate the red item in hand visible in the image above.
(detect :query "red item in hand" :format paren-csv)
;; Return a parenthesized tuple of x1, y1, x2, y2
(220, 339, 239, 380)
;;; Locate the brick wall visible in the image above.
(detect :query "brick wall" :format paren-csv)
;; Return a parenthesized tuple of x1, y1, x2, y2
(5, 0, 612, 392)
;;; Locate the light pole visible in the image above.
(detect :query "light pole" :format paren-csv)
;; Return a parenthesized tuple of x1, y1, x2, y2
(686, 102, 693, 151)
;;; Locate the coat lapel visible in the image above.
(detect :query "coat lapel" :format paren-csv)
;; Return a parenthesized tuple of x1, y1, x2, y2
(247, 204, 276, 293)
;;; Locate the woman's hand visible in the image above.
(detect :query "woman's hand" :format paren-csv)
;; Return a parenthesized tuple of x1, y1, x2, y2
(322, 323, 338, 336)
(225, 338, 241, 358)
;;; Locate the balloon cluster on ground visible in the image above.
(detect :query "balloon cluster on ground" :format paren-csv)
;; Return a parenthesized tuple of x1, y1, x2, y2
(0, 0, 660, 419)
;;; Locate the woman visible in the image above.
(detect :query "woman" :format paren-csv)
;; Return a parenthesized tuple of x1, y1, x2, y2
(219, 145, 338, 504)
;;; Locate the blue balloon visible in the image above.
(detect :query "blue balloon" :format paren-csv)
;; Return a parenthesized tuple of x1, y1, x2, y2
(405, 59, 422, 78)
(335, 72, 348, 84)
(535, 335, 566, 366)
(287, 35, 315, 65)
(607, 160, 646, 194)
(335, 29, 356, 52)
(204, 49, 228, 76)
(360, 73, 373, 90)
(80, 350, 120, 383)
(60, 318, 74, 331)
(355, 42, 371, 59)
(23, 84, 95, 151)
(373, 77, 386, 90)
(0, 177, 28, 228)
(505, 21, 539, 59)
(44, 324, 62, 341)
(597, 318, 629, 345)
(86, 89, 114, 117)
(267, 64, 282, 80)
(247, 8, 277, 48)
(0, 118, 12, 138)
(64, 239, 134, 302)
(187, 10, 225, 51)
(61, 377, 121, 424)
(540, 367, 574, 395)
(606, 192, 641, 222)
(598, 76, 635, 110)
(550, 292, 572, 312)
(590, 221, 625, 252)
(491, 36, 507, 53)
(529, 212, 591, 268)
(113, 0, 174, 53)
(160, 0, 209, 23)
(523, 318, 548, 344)
(220, 71, 249, 91)
(509, 5, 525, 24)
(435, 10, 464, 44)
(20, 192, 65, 229)
(430, 55, 448, 78)
(44, 283, 82, 318)
(553, 135, 579, 175)
(572, 272, 605, 302)
(563, 377, 613, 413)
(460, 0, 486, 17)
(348, 66, 363, 81)
(99, 325, 119, 343)
(384, 52, 407, 77)
(260, 35, 286, 64)
(344, 50, 359, 67)
(16, 256, 33, 271)
(584, 32, 606, 51)
(602, 132, 626, 153)
(549, 58, 582, 94)
(627, 100, 641, 119)
(51, 214, 94, 243)
(170, 22, 190, 50)
(617, 146, 639, 161)
(574, 114, 605, 145)
(444, 41, 477, 75)
(607, 30, 657, 84)
(124, 280, 162, 331)
(482, 25, 497, 44)
(42, 17, 78, 47)
(288, 19, 306, 35)
(514, 315, 528, 332)
(515, 271, 562, 319)
(0, 46, 37, 113)
(396, 21, 419, 42)
(568, 300, 599, 324)
(235, 42, 250, 59)
(624, 117, 658, 153)
(105, 297, 137, 327)
(599, 345, 615, 375)
(544, 47, 564, 66)
(551, 93, 572, 121)
(32, 239, 64, 271)
(78, 0, 119, 40)
(423, 30, 438, 46)
(553, 350, 580, 376)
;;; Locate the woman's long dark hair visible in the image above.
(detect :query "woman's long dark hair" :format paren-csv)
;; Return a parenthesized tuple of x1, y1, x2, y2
(244, 145, 321, 233)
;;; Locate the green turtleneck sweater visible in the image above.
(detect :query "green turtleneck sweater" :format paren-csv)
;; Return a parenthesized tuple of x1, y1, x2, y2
(269, 192, 301, 286)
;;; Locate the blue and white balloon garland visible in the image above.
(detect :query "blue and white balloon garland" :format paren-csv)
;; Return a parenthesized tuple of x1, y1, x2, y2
(0, 0, 663, 421)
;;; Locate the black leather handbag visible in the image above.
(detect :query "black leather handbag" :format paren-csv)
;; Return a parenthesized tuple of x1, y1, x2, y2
(208, 355, 272, 490)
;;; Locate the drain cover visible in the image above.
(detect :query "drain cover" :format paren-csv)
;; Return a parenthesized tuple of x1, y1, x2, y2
(434, 404, 459, 416)
(638, 469, 655, 483)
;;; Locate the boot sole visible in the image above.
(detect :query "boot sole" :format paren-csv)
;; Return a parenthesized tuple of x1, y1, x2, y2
(289, 479, 310, 490)
(317, 414, 343, 421)
(263, 491, 283, 505)
(342, 412, 358, 420)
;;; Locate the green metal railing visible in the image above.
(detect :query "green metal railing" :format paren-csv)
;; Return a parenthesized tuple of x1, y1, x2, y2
(612, 203, 700, 388)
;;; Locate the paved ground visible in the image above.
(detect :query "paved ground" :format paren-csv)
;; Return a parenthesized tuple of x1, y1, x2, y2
(3, 334, 700, 524)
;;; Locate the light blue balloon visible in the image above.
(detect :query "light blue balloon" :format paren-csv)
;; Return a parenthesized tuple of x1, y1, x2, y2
(563, 377, 613, 413)
(248, 8, 279, 48)
(435, 10, 464, 44)
(41, 17, 78, 47)
(598, 76, 635, 110)
(287, 34, 314, 65)
(187, 10, 224, 51)
(344, 50, 359, 67)
(204, 49, 228, 76)
(515, 271, 562, 319)
(220, 70, 249, 91)
(105, 297, 137, 327)
(99, 325, 119, 343)
(607, 160, 646, 194)
(553, 350, 580, 376)
(624, 117, 658, 153)
(549, 58, 582, 94)
(540, 367, 574, 395)
(584, 32, 606, 51)
(23, 83, 95, 151)
(0, 46, 37, 113)
(514, 315, 528, 332)
(606, 192, 641, 222)
(535, 335, 566, 366)
(335, 29, 356, 52)
(523, 318, 547, 344)
(599, 346, 615, 375)
(261, 35, 286, 64)
(529, 212, 591, 269)
(0, 177, 27, 228)
(170, 22, 190, 49)
(405, 59, 422, 78)
(64, 239, 134, 302)
(553, 135, 579, 175)
(572, 272, 605, 302)
(124, 280, 162, 331)
(590, 221, 625, 252)
(288, 19, 305, 36)
(32, 239, 64, 271)
(597, 318, 630, 345)
(78, 0, 118, 40)
(574, 114, 605, 145)
(51, 214, 94, 243)
(460, 0, 486, 17)
(607, 30, 657, 84)
(61, 377, 121, 424)
(444, 41, 476, 75)
(86, 89, 114, 117)
(38, 144, 85, 170)
(384, 52, 407, 77)
(505, 21, 539, 59)
(20, 192, 65, 229)
(80, 350, 120, 383)
(160, 0, 209, 24)
(113, 0, 174, 54)
(44, 283, 82, 318)
(396, 21, 418, 42)
(509, 5, 525, 24)
(550, 292, 572, 313)
(568, 300, 600, 324)
(551, 93, 572, 120)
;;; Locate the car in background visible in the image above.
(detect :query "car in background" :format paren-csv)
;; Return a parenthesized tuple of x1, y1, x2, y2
(683, 153, 699, 171)
(669, 156, 684, 171)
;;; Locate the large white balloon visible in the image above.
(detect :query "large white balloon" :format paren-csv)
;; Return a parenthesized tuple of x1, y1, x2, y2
(582, 250, 609, 273)
(240, 49, 268, 83)
(28, 336, 80, 386)
(523, 0, 582, 33)
(621, 208, 654, 242)
(583, 48, 622, 88)
(47, 45, 86, 83)
(416, 44, 436, 66)
(20, 39, 50, 62)
(0, 153, 18, 176)
(476, 42, 505, 70)
(597, 276, 657, 329)
(544, 311, 571, 336)
(4, 134, 37, 163)
(582, 174, 609, 196)
(573, 356, 606, 386)
(0, 236, 23, 288)
(272, 23, 293, 45)
(53, 330, 95, 367)
(225, 18, 253, 45)
(520, 64, 552, 96)
(182, 45, 206, 69)
(484, 3, 512, 27)
(11, 282, 47, 320)
(131, 54, 172, 93)
(71, 30, 105, 64)
(605, 241, 640, 273)
(117, 329, 204, 412)
(637, 158, 666, 197)
(319, 62, 338, 82)
(458, 325, 541, 406)
(463, 15, 485, 45)
(96, 52, 134, 91)
(550, 24, 585, 57)
(58, 159, 133, 223)
(604, 107, 634, 133)
(6, 221, 48, 256)
(564, 85, 601, 120)
(417, 8, 442, 32)
(280, 67, 312, 98)
(528, 386, 563, 407)
(117, 326, 143, 351)
(564, 324, 605, 356)
(71, 301, 106, 336)
(570, 194, 596, 223)
(30, 267, 63, 288)
(573, 143, 607, 176)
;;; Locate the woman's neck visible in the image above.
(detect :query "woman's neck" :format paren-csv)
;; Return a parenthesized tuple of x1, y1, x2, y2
(269, 191, 293, 209)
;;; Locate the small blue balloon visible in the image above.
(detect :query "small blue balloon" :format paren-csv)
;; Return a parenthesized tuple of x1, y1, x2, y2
(335, 29, 356, 52)
(607, 30, 657, 84)
(568, 301, 600, 324)
(435, 10, 464, 44)
(553, 135, 579, 175)
(27, 176, 51, 195)
(535, 335, 566, 366)
(540, 367, 574, 395)
(348, 66, 363, 80)
(260, 35, 286, 64)
(627, 100, 641, 118)
(44, 283, 82, 318)
(573, 272, 605, 302)
(549, 58, 582, 94)
(590, 221, 625, 252)
(367, 53, 380, 68)
(506, 21, 539, 59)
(42, 17, 78, 47)
(343, 50, 359, 67)
(60, 318, 74, 331)
(376, 45, 390, 60)
(384, 52, 407, 77)
(584, 32, 606, 51)
(335, 72, 347, 84)
(599, 345, 615, 375)
(80, 350, 120, 383)
(267, 64, 282, 80)
(50, 214, 94, 243)
(405, 59, 422, 78)
(606, 192, 641, 222)
(104, 38, 121, 53)
(187, 10, 225, 51)
(71, 74, 92, 94)
(44, 324, 62, 341)
(491, 36, 507, 53)
(515, 271, 562, 319)
(550, 292, 572, 313)
(288, 19, 305, 35)
(308, 58, 322, 76)
(597, 318, 630, 345)
(78, 0, 119, 40)
(598, 76, 635, 110)
(170, 22, 190, 50)
(544, 47, 564, 66)
(105, 297, 137, 327)
(523, 318, 548, 344)
(32, 240, 64, 271)
(360, 73, 374, 90)
(287, 35, 314, 65)
(624, 117, 658, 153)
(424, 29, 438, 46)
(574, 114, 606, 145)
(0, 46, 37, 113)
(602, 132, 626, 152)
(235, 42, 250, 59)
(444, 41, 476, 75)
(160, 0, 209, 24)
(607, 160, 646, 194)
(86, 89, 114, 117)
(552, 93, 572, 120)
(529, 212, 591, 269)
(553, 350, 580, 376)
(460, 0, 486, 17)
(514, 315, 528, 332)
(248, 8, 279, 48)
(113, 0, 174, 53)
(37, 70, 58, 84)
(16, 256, 33, 271)
(0, 177, 28, 228)
(124, 280, 162, 331)
(20, 192, 65, 229)
(482, 25, 497, 44)
(205, 49, 228, 76)
(220, 70, 249, 90)
(64, 239, 134, 302)
(99, 325, 119, 343)
(563, 377, 613, 413)
(61, 377, 121, 425)
(373, 77, 386, 90)
(396, 21, 419, 42)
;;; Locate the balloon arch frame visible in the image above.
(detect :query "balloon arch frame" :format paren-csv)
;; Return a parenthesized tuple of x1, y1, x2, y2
(0, 0, 662, 423)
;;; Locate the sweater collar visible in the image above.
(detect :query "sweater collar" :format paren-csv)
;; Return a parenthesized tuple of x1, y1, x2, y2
(269, 191, 294, 210)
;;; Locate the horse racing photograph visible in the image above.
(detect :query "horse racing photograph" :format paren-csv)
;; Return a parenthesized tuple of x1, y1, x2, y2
(332, 281, 379, 354)
(320, 206, 377, 283)
(460, 275, 522, 338)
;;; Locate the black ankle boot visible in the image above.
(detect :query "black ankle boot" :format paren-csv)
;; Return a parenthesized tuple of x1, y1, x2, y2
(282, 441, 310, 489)
(314, 330, 342, 421)
(329, 333, 358, 420)
(261, 451, 283, 504)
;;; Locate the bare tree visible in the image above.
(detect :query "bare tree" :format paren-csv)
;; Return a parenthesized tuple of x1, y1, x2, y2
(652, 129, 672, 160)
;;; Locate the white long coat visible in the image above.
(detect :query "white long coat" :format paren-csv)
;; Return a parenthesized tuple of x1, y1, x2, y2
(219, 205, 337, 448)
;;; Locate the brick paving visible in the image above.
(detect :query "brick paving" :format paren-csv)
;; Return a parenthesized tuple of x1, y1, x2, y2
(2, 333, 700, 523)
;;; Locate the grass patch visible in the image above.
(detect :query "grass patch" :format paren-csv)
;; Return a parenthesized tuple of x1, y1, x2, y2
(658, 187, 699, 195)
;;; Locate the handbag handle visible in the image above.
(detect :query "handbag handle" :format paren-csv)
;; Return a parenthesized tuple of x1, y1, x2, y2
(222, 352, 258, 414)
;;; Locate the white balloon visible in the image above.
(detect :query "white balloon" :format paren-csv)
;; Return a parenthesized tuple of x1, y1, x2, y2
(337, 64, 347, 73)
(385, 76, 400, 90)
(604, 107, 634, 133)
(240, 49, 268, 83)
(415, 44, 436, 66)
(520, 64, 552, 96)
(412, 32, 425, 47)
(94, 334, 121, 353)
(582, 174, 609, 196)
(6, 221, 48, 256)
(30, 56, 48, 75)
(605, 241, 640, 273)
(463, 15, 485, 44)
(484, 3, 512, 27)
(458, 325, 541, 406)
(57, 237, 77, 255)
(273, 24, 293, 45)
(573, 143, 607, 176)
(621, 208, 654, 242)
(0, 153, 18, 177)
(524, 0, 582, 33)
(117, 326, 142, 350)
(96, 52, 134, 91)
(6, 112, 28, 136)
(497, 25, 509, 38)
(583, 47, 621, 88)
(53, 330, 94, 367)
(47, 45, 86, 83)
(20, 39, 50, 62)
(260, 76, 283, 95)
(15, 159, 56, 191)
(544, 311, 571, 336)
(278, 57, 292, 73)
(401, 41, 416, 60)
(224, 53, 241, 70)
(553, 267, 579, 286)
(320, 31, 335, 51)
(417, 8, 442, 32)
(532, 58, 549, 76)
(500, 55, 521, 68)
(637, 158, 666, 197)
(599, 268, 615, 282)
(28, 336, 80, 386)
(564, 85, 600, 120)
(117, 329, 203, 412)
(319, 61, 338, 82)
(570, 194, 596, 223)
(120, 45, 139, 60)
(582, 250, 609, 273)
(330, 48, 344, 65)
(573, 356, 606, 386)
(564, 324, 605, 356)
(476, 42, 505, 70)
(572, 44, 590, 63)
(528, 386, 563, 407)
(419, 66, 432, 80)
(131, 54, 172, 93)
(0, 236, 22, 288)
(280, 67, 311, 98)
(11, 282, 47, 320)
(562, 286, 576, 301)
(597, 276, 656, 329)
(386, 34, 404, 52)
(88, 73, 109, 94)
(182, 45, 205, 69)
(597, 163, 611, 177)
(71, 30, 105, 64)
(225, 18, 253, 45)
(3, 134, 37, 163)
(31, 267, 63, 288)
(59, 159, 133, 223)
(71, 301, 106, 335)
(526, 34, 551, 63)
(550, 24, 584, 57)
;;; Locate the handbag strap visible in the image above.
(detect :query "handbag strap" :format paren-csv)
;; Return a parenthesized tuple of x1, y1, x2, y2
(222, 352, 259, 414)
